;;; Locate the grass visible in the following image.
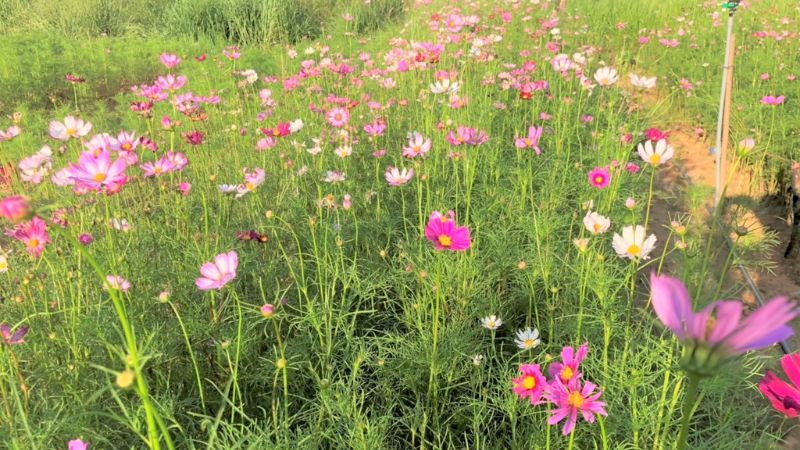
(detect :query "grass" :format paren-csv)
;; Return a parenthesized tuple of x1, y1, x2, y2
(0, 0, 797, 448)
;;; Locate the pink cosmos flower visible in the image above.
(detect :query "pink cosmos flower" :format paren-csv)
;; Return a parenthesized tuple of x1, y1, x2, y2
(160, 53, 181, 69)
(196, 251, 238, 291)
(68, 150, 129, 194)
(140, 157, 176, 177)
(0, 323, 29, 346)
(424, 211, 471, 251)
(49, 116, 92, 141)
(650, 273, 797, 373)
(0, 196, 31, 223)
(178, 182, 191, 196)
(446, 126, 489, 146)
(326, 107, 350, 128)
(548, 343, 588, 385)
(512, 363, 547, 405)
(236, 167, 266, 198)
(544, 377, 607, 436)
(18, 146, 52, 184)
(6, 216, 49, 258)
(104, 275, 131, 293)
(364, 121, 386, 137)
(261, 304, 275, 318)
(761, 95, 786, 105)
(402, 132, 432, 158)
(514, 126, 543, 154)
(759, 353, 800, 418)
(166, 151, 188, 171)
(587, 167, 611, 189)
(384, 166, 414, 186)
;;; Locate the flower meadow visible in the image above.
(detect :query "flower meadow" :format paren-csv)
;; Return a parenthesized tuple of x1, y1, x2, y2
(0, 0, 799, 448)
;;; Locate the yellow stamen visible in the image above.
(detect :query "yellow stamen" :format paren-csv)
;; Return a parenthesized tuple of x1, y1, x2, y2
(438, 235, 452, 247)
(522, 375, 537, 390)
(627, 244, 640, 256)
(594, 176, 604, 184)
(567, 391, 584, 408)
(650, 154, 661, 164)
(27, 239, 39, 249)
(94, 173, 107, 183)
(561, 366, 574, 382)
(66, 128, 77, 136)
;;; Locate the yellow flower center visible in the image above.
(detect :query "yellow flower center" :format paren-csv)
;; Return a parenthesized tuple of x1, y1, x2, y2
(94, 173, 107, 182)
(594, 176, 604, 184)
(413, 146, 421, 153)
(273, 129, 280, 136)
(561, 366, 574, 382)
(438, 235, 452, 247)
(122, 143, 132, 151)
(524, 138, 532, 146)
(627, 244, 640, 256)
(650, 154, 661, 164)
(334, 114, 342, 121)
(486, 320, 496, 328)
(245, 182, 255, 190)
(524, 338, 535, 348)
(522, 375, 537, 390)
(154, 167, 162, 174)
(66, 128, 77, 136)
(27, 239, 39, 249)
(593, 223, 602, 232)
(567, 391, 584, 408)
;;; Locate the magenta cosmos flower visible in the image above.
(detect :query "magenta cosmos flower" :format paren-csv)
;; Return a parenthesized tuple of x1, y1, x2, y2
(545, 377, 607, 436)
(587, 167, 611, 189)
(761, 95, 786, 106)
(0, 195, 32, 223)
(424, 211, 471, 251)
(759, 353, 800, 418)
(512, 363, 547, 405)
(650, 273, 797, 374)
(6, 216, 49, 258)
(0, 323, 29, 346)
(196, 251, 238, 290)
(548, 343, 588, 385)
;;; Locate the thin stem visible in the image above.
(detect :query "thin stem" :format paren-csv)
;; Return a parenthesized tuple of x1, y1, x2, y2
(676, 374, 701, 450)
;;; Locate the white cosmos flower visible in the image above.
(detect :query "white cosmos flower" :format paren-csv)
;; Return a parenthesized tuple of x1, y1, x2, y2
(514, 328, 541, 350)
(480, 315, 503, 330)
(334, 145, 352, 158)
(637, 139, 674, 166)
(219, 184, 238, 193)
(430, 78, 460, 94)
(612, 225, 657, 260)
(593, 67, 619, 86)
(289, 119, 304, 133)
(629, 73, 657, 89)
(551, 53, 572, 72)
(583, 211, 611, 234)
(0, 254, 8, 273)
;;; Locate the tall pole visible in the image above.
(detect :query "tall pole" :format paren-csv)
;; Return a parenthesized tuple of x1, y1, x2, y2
(714, 1, 740, 209)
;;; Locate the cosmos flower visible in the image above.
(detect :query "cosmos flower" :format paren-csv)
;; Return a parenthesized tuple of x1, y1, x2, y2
(637, 139, 674, 166)
(759, 353, 800, 418)
(235, 167, 265, 198)
(0, 196, 32, 223)
(68, 438, 89, 450)
(514, 328, 541, 350)
(650, 273, 797, 374)
(583, 211, 611, 234)
(18, 146, 53, 184)
(593, 67, 619, 86)
(480, 315, 502, 330)
(544, 377, 607, 436)
(6, 216, 49, 258)
(761, 95, 786, 106)
(402, 132, 432, 158)
(68, 150, 129, 194)
(424, 211, 471, 251)
(196, 251, 238, 291)
(612, 225, 657, 260)
(384, 167, 414, 186)
(49, 116, 92, 141)
(629, 73, 657, 89)
(104, 275, 132, 293)
(514, 126, 543, 155)
(160, 53, 181, 69)
(512, 363, 547, 405)
(326, 107, 350, 128)
(548, 343, 588, 385)
(0, 323, 28, 345)
(587, 167, 611, 189)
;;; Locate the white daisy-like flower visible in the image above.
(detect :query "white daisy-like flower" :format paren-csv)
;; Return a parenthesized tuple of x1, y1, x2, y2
(472, 354, 484, 366)
(480, 315, 503, 330)
(430, 78, 460, 94)
(219, 184, 238, 193)
(514, 328, 541, 350)
(0, 254, 8, 273)
(612, 225, 657, 260)
(334, 145, 352, 158)
(289, 119, 304, 133)
(629, 73, 657, 89)
(583, 211, 611, 234)
(593, 67, 619, 86)
(637, 139, 674, 166)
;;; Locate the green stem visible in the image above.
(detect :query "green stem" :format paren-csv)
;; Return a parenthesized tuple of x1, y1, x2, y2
(676, 374, 701, 450)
